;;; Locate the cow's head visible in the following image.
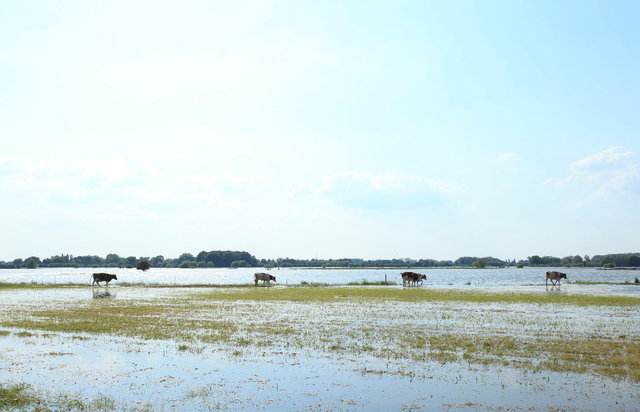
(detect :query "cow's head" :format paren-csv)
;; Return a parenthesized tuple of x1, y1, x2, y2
(270, 275, 276, 282)
(113, 275, 118, 280)
(420, 274, 426, 280)
(560, 273, 567, 279)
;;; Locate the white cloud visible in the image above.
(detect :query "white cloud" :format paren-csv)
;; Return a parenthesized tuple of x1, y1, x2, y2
(98, 51, 261, 103)
(97, 33, 339, 105)
(497, 153, 518, 162)
(547, 146, 640, 199)
(571, 146, 634, 173)
(294, 172, 454, 210)
(0, 157, 272, 211)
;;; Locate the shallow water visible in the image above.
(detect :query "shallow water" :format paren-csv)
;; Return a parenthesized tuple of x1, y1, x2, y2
(1, 331, 638, 411)
(1, 266, 639, 291)
(1, 287, 639, 411)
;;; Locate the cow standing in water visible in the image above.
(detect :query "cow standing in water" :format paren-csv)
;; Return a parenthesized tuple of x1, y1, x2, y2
(92, 273, 118, 286)
(401, 272, 426, 287)
(545, 271, 567, 287)
(254, 272, 276, 286)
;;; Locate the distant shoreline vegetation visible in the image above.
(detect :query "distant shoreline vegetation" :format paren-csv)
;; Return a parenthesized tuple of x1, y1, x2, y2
(1, 251, 640, 270)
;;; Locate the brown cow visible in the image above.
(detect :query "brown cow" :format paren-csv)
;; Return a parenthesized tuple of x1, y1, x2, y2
(92, 273, 118, 286)
(254, 272, 276, 286)
(545, 271, 567, 286)
(401, 272, 426, 287)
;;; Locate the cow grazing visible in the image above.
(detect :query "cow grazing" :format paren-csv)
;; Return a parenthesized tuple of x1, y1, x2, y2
(545, 271, 567, 286)
(401, 272, 426, 287)
(254, 272, 276, 286)
(92, 272, 118, 286)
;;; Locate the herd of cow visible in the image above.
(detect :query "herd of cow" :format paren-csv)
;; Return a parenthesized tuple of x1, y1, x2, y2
(90, 270, 569, 288)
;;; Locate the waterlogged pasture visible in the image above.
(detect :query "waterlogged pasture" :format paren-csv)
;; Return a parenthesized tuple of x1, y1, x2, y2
(1, 286, 639, 411)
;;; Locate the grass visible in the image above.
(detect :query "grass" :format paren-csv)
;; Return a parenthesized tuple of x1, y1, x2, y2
(299, 281, 332, 287)
(346, 280, 397, 286)
(192, 286, 640, 306)
(402, 333, 640, 382)
(0, 383, 38, 409)
(2, 286, 639, 382)
(0, 383, 117, 411)
(1, 300, 238, 342)
(569, 281, 640, 286)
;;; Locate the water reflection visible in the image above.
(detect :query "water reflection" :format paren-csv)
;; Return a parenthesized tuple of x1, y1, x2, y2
(545, 284, 566, 294)
(92, 289, 116, 299)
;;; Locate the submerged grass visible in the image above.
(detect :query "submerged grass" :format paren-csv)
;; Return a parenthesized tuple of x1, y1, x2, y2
(1, 301, 237, 342)
(0, 383, 38, 409)
(2, 286, 639, 382)
(192, 286, 640, 306)
(404, 333, 640, 382)
(0, 382, 117, 411)
(346, 280, 397, 286)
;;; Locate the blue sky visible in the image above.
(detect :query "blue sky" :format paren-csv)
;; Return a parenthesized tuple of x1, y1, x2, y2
(1, 1, 639, 261)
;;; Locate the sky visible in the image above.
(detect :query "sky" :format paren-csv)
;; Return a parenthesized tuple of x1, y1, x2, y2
(1, 0, 639, 262)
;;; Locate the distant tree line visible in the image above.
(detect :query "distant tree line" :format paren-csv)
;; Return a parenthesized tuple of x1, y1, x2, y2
(257, 256, 510, 268)
(1, 252, 639, 270)
(523, 253, 640, 268)
(0, 250, 258, 269)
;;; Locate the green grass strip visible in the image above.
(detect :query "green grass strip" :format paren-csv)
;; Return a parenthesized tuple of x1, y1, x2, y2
(193, 286, 640, 306)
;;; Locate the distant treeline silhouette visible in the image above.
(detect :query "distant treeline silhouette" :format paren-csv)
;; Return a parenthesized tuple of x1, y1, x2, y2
(1, 251, 639, 269)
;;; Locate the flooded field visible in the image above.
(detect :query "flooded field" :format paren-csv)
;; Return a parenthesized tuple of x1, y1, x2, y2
(1, 285, 639, 411)
(2, 266, 640, 289)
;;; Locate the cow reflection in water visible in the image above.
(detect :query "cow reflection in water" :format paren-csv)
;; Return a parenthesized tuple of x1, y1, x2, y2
(92, 289, 116, 299)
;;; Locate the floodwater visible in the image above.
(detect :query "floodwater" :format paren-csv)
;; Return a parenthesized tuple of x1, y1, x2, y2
(1, 266, 640, 291)
(1, 287, 639, 411)
(2, 332, 638, 411)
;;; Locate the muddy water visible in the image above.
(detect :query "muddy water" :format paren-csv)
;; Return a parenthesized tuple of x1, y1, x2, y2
(1, 287, 639, 411)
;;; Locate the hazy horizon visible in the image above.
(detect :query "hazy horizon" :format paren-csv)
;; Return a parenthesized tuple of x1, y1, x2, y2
(1, 1, 639, 262)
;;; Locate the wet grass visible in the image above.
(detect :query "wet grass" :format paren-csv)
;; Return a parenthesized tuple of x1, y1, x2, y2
(346, 280, 397, 286)
(400, 333, 640, 382)
(192, 286, 640, 306)
(0, 383, 117, 411)
(0, 383, 37, 409)
(2, 286, 639, 383)
(569, 281, 640, 286)
(0, 282, 74, 289)
(1, 301, 237, 342)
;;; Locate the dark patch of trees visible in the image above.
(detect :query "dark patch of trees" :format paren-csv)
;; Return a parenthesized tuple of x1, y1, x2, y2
(258, 256, 508, 268)
(524, 253, 640, 268)
(590, 253, 640, 268)
(0, 250, 258, 269)
(2, 252, 639, 269)
(136, 259, 151, 271)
